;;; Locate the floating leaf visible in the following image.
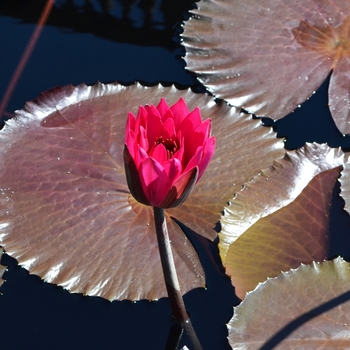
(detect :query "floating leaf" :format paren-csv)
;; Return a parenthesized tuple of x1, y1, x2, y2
(220, 143, 348, 299)
(0, 82, 284, 301)
(227, 167, 339, 299)
(228, 258, 350, 349)
(183, 0, 350, 134)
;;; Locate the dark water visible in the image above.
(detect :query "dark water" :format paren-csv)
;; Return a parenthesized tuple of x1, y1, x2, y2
(1, 1, 350, 349)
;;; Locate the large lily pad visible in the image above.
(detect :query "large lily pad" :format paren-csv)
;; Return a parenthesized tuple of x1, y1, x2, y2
(0, 82, 284, 301)
(183, 0, 350, 134)
(220, 143, 348, 299)
(228, 258, 350, 349)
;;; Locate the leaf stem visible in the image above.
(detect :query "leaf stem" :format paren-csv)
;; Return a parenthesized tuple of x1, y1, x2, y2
(153, 206, 202, 350)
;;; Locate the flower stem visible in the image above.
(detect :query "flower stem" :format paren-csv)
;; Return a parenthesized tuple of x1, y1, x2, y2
(153, 206, 202, 350)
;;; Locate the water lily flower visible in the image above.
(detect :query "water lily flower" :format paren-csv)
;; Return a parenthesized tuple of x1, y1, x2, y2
(124, 97, 216, 208)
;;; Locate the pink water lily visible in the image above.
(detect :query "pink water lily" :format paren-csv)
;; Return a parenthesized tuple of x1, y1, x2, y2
(124, 97, 216, 208)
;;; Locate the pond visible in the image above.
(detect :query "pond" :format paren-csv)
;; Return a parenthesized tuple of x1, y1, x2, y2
(1, 1, 350, 349)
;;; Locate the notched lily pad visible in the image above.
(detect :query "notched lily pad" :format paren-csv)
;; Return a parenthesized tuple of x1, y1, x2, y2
(220, 143, 348, 299)
(0, 82, 284, 301)
(228, 258, 350, 349)
(183, 0, 350, 134)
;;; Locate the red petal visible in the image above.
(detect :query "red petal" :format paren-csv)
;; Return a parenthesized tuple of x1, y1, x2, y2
(135, 105, 148, 131)
(145, 104, 161, 119)
(170, 98, 190, 127)
(162, 117, 176, 139)
(184, 119, 211, 158)
(126, 112, 136, 132)
(146, 107, 163, 146)
(138, 157, 172, 206)
(125, 113, 136, 156)
(197, 137, 216, 181)
(173, 146, 184, 165)
(135, 144, 148, 168)
(137, 126, 149, 152)
(125, 129, 136, 159)
(182, 133, 203, 165)
(156, 98, 171, 116)
(123, 145, 150, 206)
(178, 107, 201, 137)
(181, 119, 212, 165)
(156, 98, 175, 123)
(194, 118, 211, 140)
(179, 107, 202, 132)
(150, 143, 167, 164)
(163, 157, 182, 184)
(159, 166, 198, 208)
(184, 146, 202, 173)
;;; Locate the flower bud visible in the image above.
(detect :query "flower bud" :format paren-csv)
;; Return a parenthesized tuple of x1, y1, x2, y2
(124, 98, 215, 208)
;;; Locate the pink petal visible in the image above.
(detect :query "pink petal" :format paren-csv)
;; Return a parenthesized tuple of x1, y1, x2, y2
(163, 157, 182, 184)
(161, 109, 176, 124)
(181, 119, 212, 164)
(146, 108, 164, 146)
(135, 144, 148, 168)
(170, 98, 190, 127)
(197, 136, 216, 181)
(182, 133, 205, 165)
(125, 113, 136, 156)
(156, 98, 171, 116)
(176, 129, 183, 142)
(137, 126, 149, 152)
(135, 106, 148, 131)
(156, 98, 175, 123)
(183, 119, 211, 159)
(125, 129, 136, 158)
(194, 119, 211, 140)
(184, 146, 202, 173)
(162, 117, 176, 140)
(159, 166, 198, 208)
(173, 146, 184, 165)
(149, 143, 167, 164)
(145, 104, 161, 119)
(138, 157, 172, 206)
(126, 112, 136, 132)
(178, 107, 202, 137)
(123, 145, 150, 206)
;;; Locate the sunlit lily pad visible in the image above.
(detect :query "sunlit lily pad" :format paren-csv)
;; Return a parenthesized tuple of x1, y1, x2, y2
(228, 258, 350, 349)
(183, 0, 350, 134)
(0, 82, 284, 301)
(220, 143, 348, 299)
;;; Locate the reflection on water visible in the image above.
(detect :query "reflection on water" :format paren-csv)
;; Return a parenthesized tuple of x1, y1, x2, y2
(58, 0, 164, 28)
(0, 0, 193, 47)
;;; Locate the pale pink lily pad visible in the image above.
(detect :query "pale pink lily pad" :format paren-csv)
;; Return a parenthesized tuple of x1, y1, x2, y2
(183, 0, 350, 134)
(228, 258, 350, 349)
(220, 143, 348, 299)
(0, 82, 284, 301)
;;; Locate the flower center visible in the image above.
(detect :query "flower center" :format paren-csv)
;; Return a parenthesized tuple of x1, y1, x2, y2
(155, 136, 179, 159)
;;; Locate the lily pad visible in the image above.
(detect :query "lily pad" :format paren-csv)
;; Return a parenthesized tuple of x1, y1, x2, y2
(220, 143, 348, 299)
(183, 0, 350, 134)
(0, 82, 284, 301)
(228, 258, 350, 349)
